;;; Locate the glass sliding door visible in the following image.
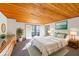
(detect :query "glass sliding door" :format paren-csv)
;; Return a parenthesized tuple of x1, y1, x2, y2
(32, 25, 40, 37)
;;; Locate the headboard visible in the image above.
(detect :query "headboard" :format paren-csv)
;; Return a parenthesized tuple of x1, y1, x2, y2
(54, 32, 68, 38)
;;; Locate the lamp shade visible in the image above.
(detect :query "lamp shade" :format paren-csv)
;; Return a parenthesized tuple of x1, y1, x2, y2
(48, 29, 54, 35)
(70, 31, 77, 35)
(70, 28, 77, 35)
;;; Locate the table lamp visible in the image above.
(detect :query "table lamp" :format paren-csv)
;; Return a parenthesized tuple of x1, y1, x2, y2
(48, 29, 54, 36)
(70, 30, 77, 40)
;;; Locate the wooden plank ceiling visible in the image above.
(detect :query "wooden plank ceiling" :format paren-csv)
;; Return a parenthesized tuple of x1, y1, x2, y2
(0, 3, 79, 24)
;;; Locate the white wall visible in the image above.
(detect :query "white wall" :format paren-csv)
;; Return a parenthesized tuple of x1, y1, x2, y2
(7, 19, 26, 37)
(68, 17, 79, 35)
(68, 17, 79, 29)
(0, 12, 7, 35)
(25, 24, 32, 39)
(49, 23, 55, 30)
(0, 12, 7, 23)
(7, 19, 16, 35)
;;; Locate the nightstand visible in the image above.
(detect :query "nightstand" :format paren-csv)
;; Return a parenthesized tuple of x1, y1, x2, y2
(68, 39, 79, 49)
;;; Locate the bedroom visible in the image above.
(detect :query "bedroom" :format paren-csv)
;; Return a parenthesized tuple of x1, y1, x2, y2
(0, 3, 79, 56)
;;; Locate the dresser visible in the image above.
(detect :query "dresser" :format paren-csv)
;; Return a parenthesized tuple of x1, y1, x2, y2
(0, 36, 16, 56)
(68, 39, 79, 49)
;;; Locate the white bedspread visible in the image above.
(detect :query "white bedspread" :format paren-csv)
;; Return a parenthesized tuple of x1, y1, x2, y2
(32, 36, 68, 56)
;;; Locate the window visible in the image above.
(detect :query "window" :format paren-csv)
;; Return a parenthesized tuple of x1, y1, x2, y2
(32, 25, 40, 37)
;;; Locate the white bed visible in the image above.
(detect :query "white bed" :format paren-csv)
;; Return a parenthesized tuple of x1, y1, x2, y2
(32, 35, 69, 56)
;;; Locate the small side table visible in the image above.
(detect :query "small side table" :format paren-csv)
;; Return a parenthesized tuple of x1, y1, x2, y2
(68, 39, 79, 49)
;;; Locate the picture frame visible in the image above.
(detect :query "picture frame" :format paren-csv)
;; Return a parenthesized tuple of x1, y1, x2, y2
(1, 23, 6, 33)
(55, 20, 68, 30)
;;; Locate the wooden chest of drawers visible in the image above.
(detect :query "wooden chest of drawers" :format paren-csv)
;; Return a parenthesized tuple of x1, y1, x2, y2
(68, 39, 79, 49)
(0, 36, 16, 56)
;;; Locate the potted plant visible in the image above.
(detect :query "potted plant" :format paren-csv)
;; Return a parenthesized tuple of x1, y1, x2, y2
(16, 28, 23, 42)
(0, 34, 6, 40)
(0, 34, 6, 48)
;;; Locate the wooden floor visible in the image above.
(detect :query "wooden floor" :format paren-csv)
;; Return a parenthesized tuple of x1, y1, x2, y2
(11, 39, 79, 56)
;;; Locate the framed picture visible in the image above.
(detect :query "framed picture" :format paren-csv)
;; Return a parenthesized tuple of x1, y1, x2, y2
(1, 23, 6, 33)
(55, 20, 68, 30)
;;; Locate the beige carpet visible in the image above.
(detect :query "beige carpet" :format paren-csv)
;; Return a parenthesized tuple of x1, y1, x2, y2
(27, 46, 69, 56)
